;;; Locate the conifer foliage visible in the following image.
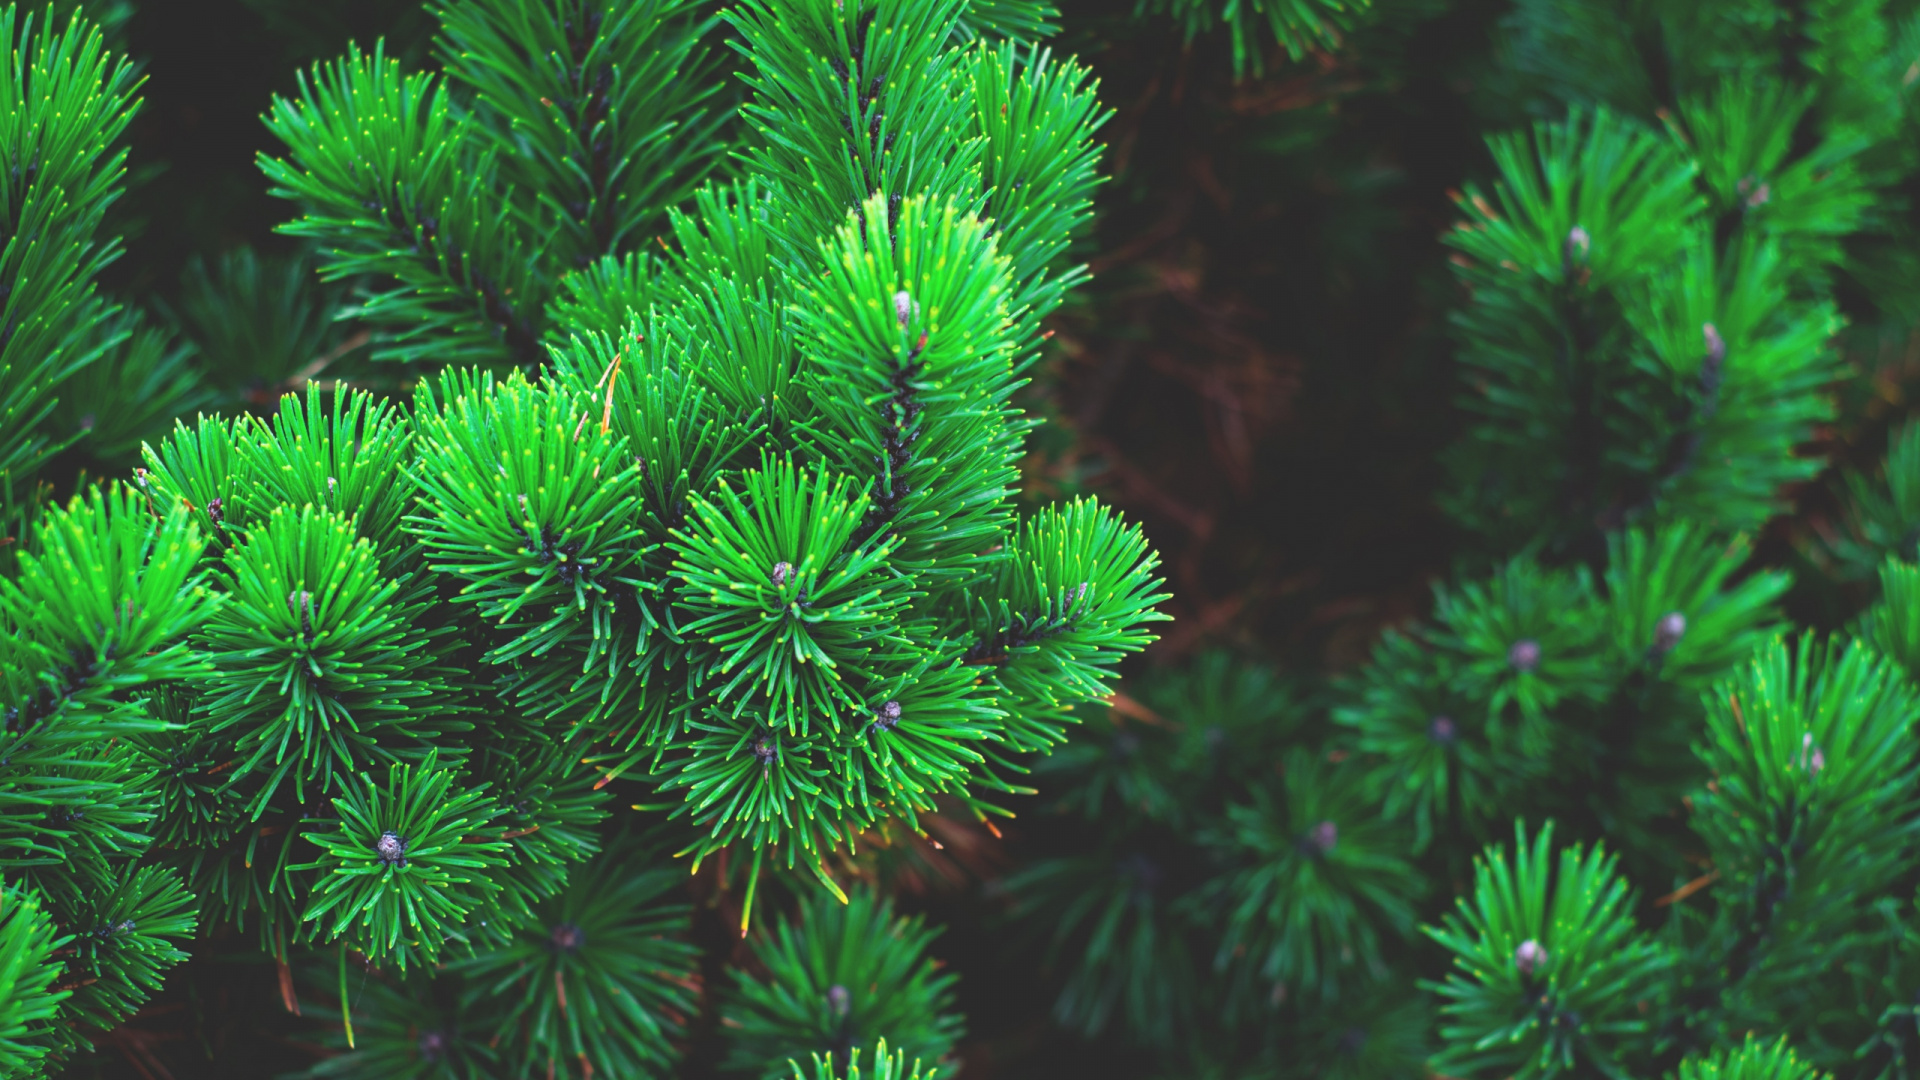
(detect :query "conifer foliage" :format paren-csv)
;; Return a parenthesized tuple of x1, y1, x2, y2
(27, 0, 1920, 1076)
(1000, 2, 1920, 1079)
(0, 0, 1165, 1075)
(0, 7, 143, 539)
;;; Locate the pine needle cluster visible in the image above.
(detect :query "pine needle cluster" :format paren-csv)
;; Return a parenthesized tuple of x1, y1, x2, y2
(0, 0, 1165, 1074)
(999, 2, 1920, 1078)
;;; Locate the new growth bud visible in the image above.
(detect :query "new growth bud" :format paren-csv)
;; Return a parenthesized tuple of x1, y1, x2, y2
(418, 1031, 449, 1063)
(549, 921, 585, 953)
(1304, 820, 1338, 856)
(874, 700, 902, 731)
(1700, 323, 1726, 411)
(1515, 938, 1547, 976)
(893, 290, 916, 328)
(288, 590, 315, 637)
(1801, 732, 1825, 776)
(1508, 639, 1541, 674)
(1653, 611, 1686, 655)
(771, 561, 793, 588)
(375, 830, 408, 867)
(1564, 225, 1591, 267)
(1428, 715, 1457, 744)
(828, 984, 851, 1017)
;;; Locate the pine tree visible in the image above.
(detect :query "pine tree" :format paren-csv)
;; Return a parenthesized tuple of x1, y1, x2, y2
(0, 0, 1168, 1074)
(1399, 5, 1920, 1074)
(0, 10, 232, 1072)
(27, 0, 1920, 1076)
(998, 1, 1920, 1078)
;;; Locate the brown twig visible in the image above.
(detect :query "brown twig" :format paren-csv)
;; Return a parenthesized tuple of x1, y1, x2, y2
(1655, 869, 1721, 907)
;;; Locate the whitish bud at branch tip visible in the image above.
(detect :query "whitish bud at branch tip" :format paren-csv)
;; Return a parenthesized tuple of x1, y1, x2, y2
(1653, 611, 1686, 654)
(1515, 938, 1547, 975)
(1305, 820, 1338, 855)
(419, 1032, 449, 1061)
(288, 590, 314, 636)
(1565, 225, 1591, 263)
(375, 830, 408, 867)
(549, 922, 585, 952)
(1801, 732, 1824, 775)
(1508, 638, 1541, 673)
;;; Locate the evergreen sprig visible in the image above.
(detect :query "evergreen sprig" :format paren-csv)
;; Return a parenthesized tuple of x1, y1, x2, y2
(432, 0, 728, 269)
(1424, 822, 1672, 1080)
(1677, 1035, 1829, 1080)
(1199, 748, 1423, 1002)
(0, 5, 142, 527)
(196, 504, 465, 816)
(293, 964, 503, 1080)
(0, 886, 63, 1075)
(0, 483, 212, 1062)
(1681, 635, 1920, 1050)
(446, 831, 699, 1077)
(45, 308, 210, 468)
(1817, 421, 1920, 584)
(263, 40, 547, 368)
(1441, 106, 1836, 557)
(159, 245, 348, 403)
(297, 753, 509, 968)
(1130, 0, 1374, 77)
(261, 0, 735, 370)
(721, 886, 963, 1079)
(790, 1040, 929, 1080)
(0, 0, 1165, 1070)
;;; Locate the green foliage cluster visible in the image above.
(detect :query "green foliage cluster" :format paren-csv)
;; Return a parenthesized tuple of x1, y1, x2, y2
(789, 1040, 930, 1080)
(1129, 0, 1374, 76)
(25, 0, 1920, 1076)
(720, 888, 961, 1078)
(993, 1, 1920, 1079)
(0, 6, 147, 533)
(0, 0, 1167, 1075)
